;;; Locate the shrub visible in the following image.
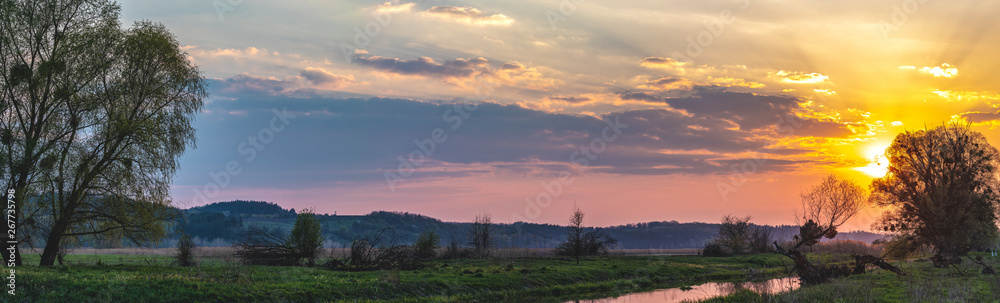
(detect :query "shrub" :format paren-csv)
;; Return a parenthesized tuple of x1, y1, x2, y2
(234, 227, 299, 266)
(748, 226, 773, 254)
(702, 242, 731, 257)
(706, 215, 772, 256)
(344, 229, 421, 271)
(441, 239, 475, 259)
(413, 231, 440, 260)
(555, 229, 618, 257)
(176, 234, 197, 267)
(288, 210, 324, 266)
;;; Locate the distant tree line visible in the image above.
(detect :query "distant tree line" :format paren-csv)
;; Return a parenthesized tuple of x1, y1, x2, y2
(702, 215, 772, 257)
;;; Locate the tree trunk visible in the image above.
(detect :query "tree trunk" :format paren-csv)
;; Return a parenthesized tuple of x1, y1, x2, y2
(789, 250, 828, 284)
(853, 255, 905, 276)
(38, 220, 69, 266)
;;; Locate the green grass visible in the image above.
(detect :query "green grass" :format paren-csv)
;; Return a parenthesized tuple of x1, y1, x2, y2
(3, 253, 791, 302)
(702, 253, 1000, 303)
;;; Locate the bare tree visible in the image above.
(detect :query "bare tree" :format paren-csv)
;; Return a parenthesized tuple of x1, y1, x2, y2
(774, 175, 891, 284)
(556, 207, 586, 264)
(234, 227, 299, 266)
(555, 207, 617, 262)
(468, 213, 493, 257)
(343, 228, 420, 271)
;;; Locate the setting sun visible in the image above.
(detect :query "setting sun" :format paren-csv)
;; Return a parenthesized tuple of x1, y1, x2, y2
(856, 141, 892, 178)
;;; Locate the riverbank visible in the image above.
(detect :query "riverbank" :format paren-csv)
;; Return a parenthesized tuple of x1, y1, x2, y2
(6, 254, 789, 302)
(702, 252, 1000, 302)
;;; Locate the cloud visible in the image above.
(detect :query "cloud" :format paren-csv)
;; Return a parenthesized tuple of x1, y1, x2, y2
(215, 74, 294, 94)
(500, 62, 524, 70)
(956, 111, 1000, 124)
(352, 55, 559, 90)
(214, 69, 358, 95)
(639, 57, 688, 72)
(639, 77, 695, 91)
(352, 55, 490, 79)
(494, 62, 561, 90)
(707, 76, 765, 88)
(931, 90, 1000, 101)
(181, 89, 829, 191)
(773, 70, 829, 84)
(299, 67, 354, 89)
(901, 63, 958, 78)
(424, 6, 514, 26)
(547, 95, 592, 104)
(375, 2, 415, 14)
(617, 86, 852, 136)
(619, 91, 662, 103)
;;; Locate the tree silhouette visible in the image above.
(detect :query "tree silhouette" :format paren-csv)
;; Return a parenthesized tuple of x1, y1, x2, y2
(872, 124, 1000, 267)
(555, 207, 617, 262)
(468, 213, 493, 257)
(775, 175, 874, 284)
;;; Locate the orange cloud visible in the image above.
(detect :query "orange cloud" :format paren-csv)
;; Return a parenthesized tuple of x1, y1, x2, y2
(773, 70, 829, 84)
(901, 63, 958, 78)
(707, 76, 765, 88)
(639, 57, 688, 72)
(425, 6, 514, 26)
(375, 2, 415, 14)
(639, 77, 695, 90)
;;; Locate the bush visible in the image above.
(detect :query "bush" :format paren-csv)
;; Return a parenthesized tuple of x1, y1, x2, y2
(706, 215, 772, 256)
(413, 231, 440, 260)
(555, 229, 618, 257)
(702, 242, 731, 257)
(288, 210, 324, 266)
(441, 239, 475, 259)
(176, 234, 197, 267)
(748, 226, 773, 254)
(344, 229, 422, 271)
(234, 227, 299, 266)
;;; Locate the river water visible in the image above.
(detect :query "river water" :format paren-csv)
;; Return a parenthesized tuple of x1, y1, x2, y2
(564, 276, 801, 303)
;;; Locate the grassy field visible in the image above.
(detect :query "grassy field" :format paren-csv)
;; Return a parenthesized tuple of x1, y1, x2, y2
(703, 253, 1000, 303)
(3, 251, 789, 302)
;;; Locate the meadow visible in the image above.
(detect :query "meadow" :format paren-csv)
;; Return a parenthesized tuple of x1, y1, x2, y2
(5, 248, 788, 303)
(8, 248, 1000, 302)
(705, 252, 1000, 303)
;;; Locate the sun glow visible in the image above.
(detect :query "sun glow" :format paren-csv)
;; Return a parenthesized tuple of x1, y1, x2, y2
(855, 141, 891, 178)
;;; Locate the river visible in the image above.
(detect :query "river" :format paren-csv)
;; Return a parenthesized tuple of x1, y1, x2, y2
(564, 276, 801, 303)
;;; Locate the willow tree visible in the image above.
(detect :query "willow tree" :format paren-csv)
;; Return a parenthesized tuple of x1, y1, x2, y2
(774, 175, 875, 284)
(872, 124, 1000, 267)
(1, 0, 205, 266)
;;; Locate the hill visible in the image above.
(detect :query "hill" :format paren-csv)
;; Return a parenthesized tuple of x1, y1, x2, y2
(174, 201, 886, 249)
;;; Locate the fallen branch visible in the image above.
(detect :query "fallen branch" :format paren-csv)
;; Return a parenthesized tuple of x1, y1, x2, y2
(852, 255, 905, 276)
(968, 255, 996, 275)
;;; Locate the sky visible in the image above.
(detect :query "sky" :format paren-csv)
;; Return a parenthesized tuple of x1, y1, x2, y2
(117, 0, 1000, 229)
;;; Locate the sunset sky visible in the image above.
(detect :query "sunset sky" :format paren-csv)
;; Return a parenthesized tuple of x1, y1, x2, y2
(123, 0, 1000, 229)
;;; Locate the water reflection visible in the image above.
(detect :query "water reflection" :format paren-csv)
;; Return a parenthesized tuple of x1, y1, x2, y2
(566, 277, 800, 303)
